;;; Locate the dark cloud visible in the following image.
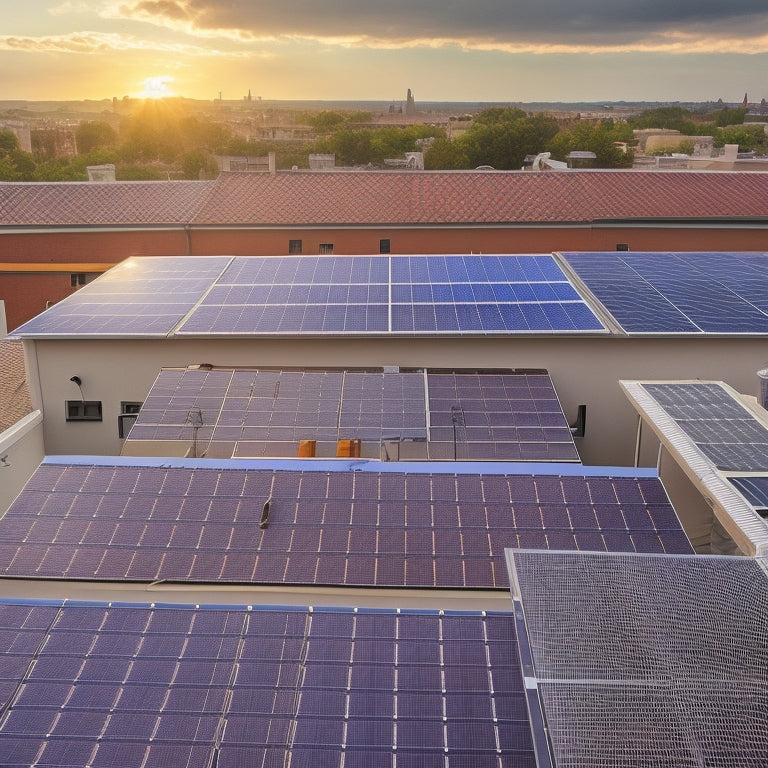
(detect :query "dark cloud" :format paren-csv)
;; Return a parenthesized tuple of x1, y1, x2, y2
(120, 0, 768, 46)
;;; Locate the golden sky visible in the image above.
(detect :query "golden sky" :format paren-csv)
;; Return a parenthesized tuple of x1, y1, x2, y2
(3, 1, 768, 102)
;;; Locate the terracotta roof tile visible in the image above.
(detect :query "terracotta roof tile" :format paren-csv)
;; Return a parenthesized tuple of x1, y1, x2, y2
(0, 180, 215, 226)
(192, 170, 768, 226)
(2, 171, 768, 228)
(0, 340, 33, 432)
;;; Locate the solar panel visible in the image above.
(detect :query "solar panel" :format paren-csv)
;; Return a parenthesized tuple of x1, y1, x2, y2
(128, 367, 579, 462)
(0, 462, 693, 588)
(561, 251, 768, 334)
(729, 476, 768, 511)
(16, 254, 607, 339)
(0, 600, 535, 768)
(12, 257, 233, 337)
(507, 550, 768, 768)
(641, 382, 768, 472)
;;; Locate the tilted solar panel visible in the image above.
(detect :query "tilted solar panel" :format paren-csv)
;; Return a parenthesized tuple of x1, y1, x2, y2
(0, 462, 693, 588)
(642, 382, 768, 472)
(561, 251, 768, 334)
(0, 600, 533, 768)
(128, 367, 579, 462)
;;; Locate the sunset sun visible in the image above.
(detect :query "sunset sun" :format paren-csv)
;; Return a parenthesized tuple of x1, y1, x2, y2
(139, 76, 175, 99)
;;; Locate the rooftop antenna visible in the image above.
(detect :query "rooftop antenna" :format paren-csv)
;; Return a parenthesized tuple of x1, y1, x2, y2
(186, 407, 204, 458)
(451, 405, 465, 461)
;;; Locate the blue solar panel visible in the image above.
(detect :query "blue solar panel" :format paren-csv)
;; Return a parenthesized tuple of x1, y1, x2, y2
(562, 251, 768, 334)
(642, 382, 768, 472)
(12, 257, 233, 337)
(12, 254, 605, 338)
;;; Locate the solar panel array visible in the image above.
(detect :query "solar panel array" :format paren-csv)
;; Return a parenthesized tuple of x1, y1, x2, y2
(426, 372, 577, 461)
(642, 382, 768, 472)
(729, 476, 768, 511)
(507, 551, 768, 768)
(127, 368, 579, 461)
(13, 254, 606, 337)
(0, 600, 535, 768)
(561, 251, 768, 334)
(11, 257, 233, 337)
(0, 463, 693, 588)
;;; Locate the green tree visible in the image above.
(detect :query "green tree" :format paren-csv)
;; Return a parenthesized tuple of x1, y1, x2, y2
(710, 107, 746, 127)
(0, 129, 19, 155)
(714, 124, 766, 151)
(548, 119, 634, 168)
(75, 121, 117, 154)
(459, 110, 559, 169)
(180, 150, 219, 179)
(424, 138, 470, 169)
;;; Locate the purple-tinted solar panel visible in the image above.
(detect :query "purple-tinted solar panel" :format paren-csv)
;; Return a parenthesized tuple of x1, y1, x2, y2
(0, 464, 693, 588)
(128, 367, 579, 461)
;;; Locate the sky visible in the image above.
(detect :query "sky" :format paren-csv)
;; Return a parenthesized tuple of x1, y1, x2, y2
(2, 0, 768, 103)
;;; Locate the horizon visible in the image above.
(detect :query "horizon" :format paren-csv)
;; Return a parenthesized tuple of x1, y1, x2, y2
(3, 2, 768, 105)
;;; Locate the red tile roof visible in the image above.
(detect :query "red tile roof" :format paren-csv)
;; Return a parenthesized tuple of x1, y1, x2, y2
(2, 171, 768, 228)
(0, 340, 33, 433)
(0, 180, 214, 226)
(192, 170, 768, 225)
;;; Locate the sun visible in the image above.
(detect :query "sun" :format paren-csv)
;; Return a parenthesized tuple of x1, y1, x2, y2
(138, 76, 175, 99)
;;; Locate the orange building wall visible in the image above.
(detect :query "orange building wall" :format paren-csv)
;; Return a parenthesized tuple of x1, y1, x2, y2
(0, 273, 78, 332)
(189, 226, 768, 256)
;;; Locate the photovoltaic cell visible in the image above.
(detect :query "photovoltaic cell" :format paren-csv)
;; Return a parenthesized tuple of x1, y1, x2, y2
(13, 254, 606, 338)
(508, 550, 768, 768)
(642, 382, 768, 472)
(128, 367, 578, 462)
(12, 257, 233, 337)
(561, 251, 768, 334)
(0, 463, 693, 588)
(0, 601, 534, 768)
(728, 476, 768, 510)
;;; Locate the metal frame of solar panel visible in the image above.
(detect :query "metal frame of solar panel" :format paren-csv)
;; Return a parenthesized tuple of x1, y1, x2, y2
(640, 382, 768, 472)
(13, 254, 606, 338)
(0, 460, 692, 587)
(0, 599, 535, 768)
(621, 379, 768, 555)
(560, 251, 768, 334)
(506, 550, 768, 768)
(127, 367, 580, 462)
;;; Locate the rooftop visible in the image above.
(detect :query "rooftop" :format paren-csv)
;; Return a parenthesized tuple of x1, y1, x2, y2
(2, 171, 768, 228)
(0, 340, 32, 433)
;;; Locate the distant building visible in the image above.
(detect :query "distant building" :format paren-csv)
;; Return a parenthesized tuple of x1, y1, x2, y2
(0, 120, 32, 153)
(86, 164, 116, 182)
(406, 88, 416, 116)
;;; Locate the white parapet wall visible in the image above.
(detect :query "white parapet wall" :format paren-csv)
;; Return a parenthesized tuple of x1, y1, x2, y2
(0, 410, 44, 515)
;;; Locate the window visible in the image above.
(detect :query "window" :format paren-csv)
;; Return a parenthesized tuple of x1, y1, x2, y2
(66, 400, 102, 421)
(70, 272, 99, 288)
(319, 243, 334, 255)
(616, 243, 630, 252)
(118, 401, 142, 438)
(379, 238, 391, 254)
(288, 239, 302, 254)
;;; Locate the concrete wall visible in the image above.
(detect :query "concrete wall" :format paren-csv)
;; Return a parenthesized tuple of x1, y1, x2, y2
(27, 335, 768, 466)
(0, 411, 45, 515)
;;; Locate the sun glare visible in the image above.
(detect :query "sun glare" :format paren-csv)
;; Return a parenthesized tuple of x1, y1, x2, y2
(139, 76, 175, 99)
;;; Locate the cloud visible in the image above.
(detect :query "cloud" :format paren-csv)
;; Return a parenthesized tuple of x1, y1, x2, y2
(107, 0, 768, 52)
(0, 30, 243, 56)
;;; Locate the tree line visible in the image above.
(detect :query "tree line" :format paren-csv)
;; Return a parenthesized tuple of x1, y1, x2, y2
(0, 102, 763, 182)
